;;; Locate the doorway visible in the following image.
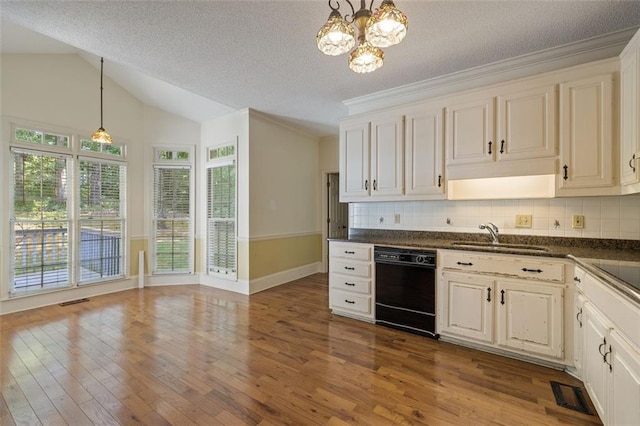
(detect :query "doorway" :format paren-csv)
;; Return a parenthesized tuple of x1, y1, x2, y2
(327, 173, 348, 240)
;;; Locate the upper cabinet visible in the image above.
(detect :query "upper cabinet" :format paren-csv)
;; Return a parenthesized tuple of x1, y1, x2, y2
(556, 73, 617, 196)
(620, 29, 640, 194)
(339, 102, 446, 202)
(446, 82, 557, 180)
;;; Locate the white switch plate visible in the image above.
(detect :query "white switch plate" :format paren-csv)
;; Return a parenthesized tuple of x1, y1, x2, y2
(394, 213, 401, 224)
(572, 214, 585, 229)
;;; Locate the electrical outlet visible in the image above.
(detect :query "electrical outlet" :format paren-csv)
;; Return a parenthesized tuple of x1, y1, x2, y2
(515, 214, 532, 228)
(572, 214, 585, 229)
(394, 213, 401, 224)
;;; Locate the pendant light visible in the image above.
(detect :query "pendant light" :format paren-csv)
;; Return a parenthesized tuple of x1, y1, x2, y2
(91, 57, 112, 144)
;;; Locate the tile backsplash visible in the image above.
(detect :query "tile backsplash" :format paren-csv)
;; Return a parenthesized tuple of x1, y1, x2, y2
(350, 194, 640, 240)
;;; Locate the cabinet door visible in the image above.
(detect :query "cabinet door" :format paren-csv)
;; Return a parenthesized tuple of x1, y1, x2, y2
(339, 118, 370, 201)
(404, 105, 445, 197)
(583, 302, 611, 420)
(496, 84, 557, 161)
(558, 74, 614, 191)
(496, 280, 563, 359)
(620, 46, 640, 187)
(609, 330, 640, 426)
(370, 114, 404, 198)
(446, 96, 495, 166)
(440, 272, 494, 343)
(574, 292, 587, 377)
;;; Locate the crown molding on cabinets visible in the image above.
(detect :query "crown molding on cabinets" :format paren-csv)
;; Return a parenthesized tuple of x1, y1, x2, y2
(344, 27, 638, 116)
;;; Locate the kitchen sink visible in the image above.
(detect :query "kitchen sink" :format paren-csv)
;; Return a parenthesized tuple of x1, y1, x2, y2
(450, 241, 550, 253)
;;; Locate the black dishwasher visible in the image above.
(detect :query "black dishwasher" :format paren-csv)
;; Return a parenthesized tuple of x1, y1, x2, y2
(374, 246, 438, 339)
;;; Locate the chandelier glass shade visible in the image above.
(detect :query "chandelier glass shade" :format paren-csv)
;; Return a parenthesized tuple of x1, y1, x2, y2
(92, 57, 112, 144)
(316, 0, 407, 73)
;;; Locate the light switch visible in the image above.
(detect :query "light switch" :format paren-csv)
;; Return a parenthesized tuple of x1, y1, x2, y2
(515, 214, 532, 228)
(572, 215, 585, 229)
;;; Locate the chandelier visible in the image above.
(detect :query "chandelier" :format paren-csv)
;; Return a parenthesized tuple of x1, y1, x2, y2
(316, 0, 408, 73)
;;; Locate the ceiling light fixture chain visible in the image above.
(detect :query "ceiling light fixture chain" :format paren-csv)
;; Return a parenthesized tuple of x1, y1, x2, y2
(91, 56, 113, 144)
(317, 0, 407, 73)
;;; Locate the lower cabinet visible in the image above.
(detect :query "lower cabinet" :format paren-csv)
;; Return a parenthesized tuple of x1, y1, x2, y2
(328, 242, 375, 321)
(439, 251, 568, 363)
(575, 266, 640, 425)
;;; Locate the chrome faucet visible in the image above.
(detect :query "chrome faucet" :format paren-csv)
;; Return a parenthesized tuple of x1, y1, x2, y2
(479, 222, 499, 244)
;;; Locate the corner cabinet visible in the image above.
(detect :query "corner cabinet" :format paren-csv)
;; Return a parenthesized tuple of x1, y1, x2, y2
(328, 241, 375, 321)
(556, 73, 617, 196)
(439, 251, 569, 364)
(339, 103, 445, 202)
(574, 266, 640, 425)
(621, 28, 640, 193)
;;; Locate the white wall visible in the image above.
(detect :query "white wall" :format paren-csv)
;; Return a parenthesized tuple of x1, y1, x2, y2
(351, 194, 640, 240)
(248, 110, 320, 238)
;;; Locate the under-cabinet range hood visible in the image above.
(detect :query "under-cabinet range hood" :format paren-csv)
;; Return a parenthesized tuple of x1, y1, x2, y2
(447, 174, 556, 200)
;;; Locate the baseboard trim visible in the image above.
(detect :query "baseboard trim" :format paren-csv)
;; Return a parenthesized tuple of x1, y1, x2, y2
(144, 274, 200, 286)
(249, 262, 324, 294)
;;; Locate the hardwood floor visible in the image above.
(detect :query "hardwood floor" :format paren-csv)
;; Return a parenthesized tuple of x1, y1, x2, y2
(1, 274, 601, 425)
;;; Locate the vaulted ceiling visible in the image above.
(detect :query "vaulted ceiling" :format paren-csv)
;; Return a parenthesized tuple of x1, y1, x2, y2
(1, 1, 639, 136)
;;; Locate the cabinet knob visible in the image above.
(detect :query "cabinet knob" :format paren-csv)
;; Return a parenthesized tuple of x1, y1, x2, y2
(573, 276, 581, 283)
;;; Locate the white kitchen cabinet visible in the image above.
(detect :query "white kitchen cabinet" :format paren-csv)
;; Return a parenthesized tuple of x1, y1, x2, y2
(620, 29, 640, 193)
(440, 271, 494, 343)
(446, 94, 495, 167)
(439, 251, 568, 363)
(496, 279, 564, 359)
(574, 291, 587, 377)
(404, 103, 445, 198)
(557, 73, 617, 196)
(446, 83, 557, 180)
(339, 117, 370, 201)
(328, 241, 375, 321)
(339, 113, 403, 201)
(575, 265, 640, 425)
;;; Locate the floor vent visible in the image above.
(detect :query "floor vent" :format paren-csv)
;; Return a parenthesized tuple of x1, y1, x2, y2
(550, 381, 592, 415)
(59, 298, 89, 306)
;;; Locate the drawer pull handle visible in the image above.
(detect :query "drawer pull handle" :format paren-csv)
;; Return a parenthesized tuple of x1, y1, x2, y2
(344, 250, 355, 254)
(500, 289, 505, 305)
(630, 153, 637, 173)
(500, 139, 505, 154)
(486, 287, 491, 302)
(438, 175, 442, 187)
(604, 345, 612, 372)
(576, 307, 583, 328)
(573, 276, 581, 283)
(345, 282, 356, 286)
(599, 337, 607, 356)
(345, 299, 356, 304)
(344, 266, 355, 271)
(563, 164, 568, 181)
(522, 268, 543, 273)
(457, 262, 473, 266)
(488, 140, 492, 155)
(365, 180, 369, 190)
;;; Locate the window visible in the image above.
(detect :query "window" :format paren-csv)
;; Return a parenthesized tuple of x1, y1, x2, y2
(78, 158, 126, 283)
(207, 144, 236, 276)
(8, 123, 126, 294)
(11, 149, 71, 292)
(152, 147, 193, 274)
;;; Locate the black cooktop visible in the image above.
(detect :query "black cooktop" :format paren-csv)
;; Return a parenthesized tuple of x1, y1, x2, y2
(593, 263, 640, 292)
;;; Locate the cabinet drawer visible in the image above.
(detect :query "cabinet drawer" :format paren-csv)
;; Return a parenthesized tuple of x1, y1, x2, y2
(330, 243, 372, 261)
(329, 274, 372, 295)
(442, 252, 565, 283)
(330, 259, 372, 278)
(330, 290, 372, 315)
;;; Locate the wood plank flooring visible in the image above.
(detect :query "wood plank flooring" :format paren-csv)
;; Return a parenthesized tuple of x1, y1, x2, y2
(1, 274, 601, 425)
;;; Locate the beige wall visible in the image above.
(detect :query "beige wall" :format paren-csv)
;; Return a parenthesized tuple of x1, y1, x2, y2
(319, 134, 339, 172)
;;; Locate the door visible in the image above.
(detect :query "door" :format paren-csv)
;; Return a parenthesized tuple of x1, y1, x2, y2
(496, 279, 563, 359)
(440, 272, 494, 343)
(583, 302, 611, 420)
(370, 114, 404, 198)
(574, 292, 587, 376)
(496, 84, 557, 161)
(328, 173, 348, 239)
(620, 47, 640, 186)
(339, 118, 370, 201)
(558, 74, 614, 190)
(609, 330, 640, 426)
(404, 104, 445, 197)
(446, 95, 495, 166)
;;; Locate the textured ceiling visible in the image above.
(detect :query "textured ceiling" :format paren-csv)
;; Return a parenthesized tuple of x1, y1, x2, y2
(1, 1, 640, 136)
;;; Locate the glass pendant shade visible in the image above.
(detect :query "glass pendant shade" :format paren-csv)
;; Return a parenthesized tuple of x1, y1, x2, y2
(91, 127, 113, 144)
(348, 41, 384, 73)
(365, 0, 408, 48)
(316, 10, 356, 56)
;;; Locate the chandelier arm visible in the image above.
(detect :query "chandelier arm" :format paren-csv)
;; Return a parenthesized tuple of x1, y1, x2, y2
(100, 57, 104, 128)
(341, 0, 356, 23)
(368, 0, 375, 11)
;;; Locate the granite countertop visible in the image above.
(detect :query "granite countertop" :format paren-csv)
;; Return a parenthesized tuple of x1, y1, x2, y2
(331, 229, 640, 304)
